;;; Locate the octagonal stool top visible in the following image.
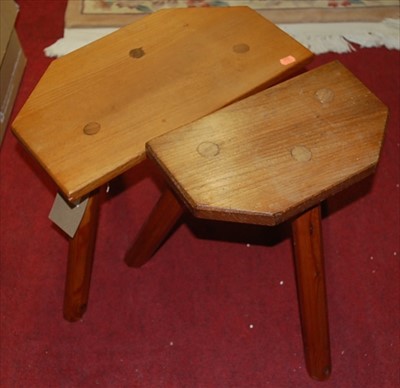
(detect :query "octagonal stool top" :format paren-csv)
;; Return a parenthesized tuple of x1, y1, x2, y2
(146, 61, 388, 226)
(12, 7, 312, 202)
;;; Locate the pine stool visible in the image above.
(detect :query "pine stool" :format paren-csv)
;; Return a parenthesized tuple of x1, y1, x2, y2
(128, 61, 388, 380)
(11, 7, 313, 322)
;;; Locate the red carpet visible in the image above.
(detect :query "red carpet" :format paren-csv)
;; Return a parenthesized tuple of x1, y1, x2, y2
(1, 1, 399, 387)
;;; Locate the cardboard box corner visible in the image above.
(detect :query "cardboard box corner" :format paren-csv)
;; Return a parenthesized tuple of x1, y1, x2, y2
(0, 0, 26, 145)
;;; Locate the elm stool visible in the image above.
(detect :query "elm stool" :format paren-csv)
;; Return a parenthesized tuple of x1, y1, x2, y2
(11, 7, 313, 322)
(127, 61, 388, 380)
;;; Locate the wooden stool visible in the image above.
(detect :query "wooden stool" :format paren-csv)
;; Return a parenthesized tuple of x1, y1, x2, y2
(11, 7, 312, 321)
(127, 61, 388, 380)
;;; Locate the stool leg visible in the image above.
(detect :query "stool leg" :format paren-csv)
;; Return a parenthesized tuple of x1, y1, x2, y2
(291, 205, 331, 381)
(125, 188, 184, 267)
(63, 188, 103, 322)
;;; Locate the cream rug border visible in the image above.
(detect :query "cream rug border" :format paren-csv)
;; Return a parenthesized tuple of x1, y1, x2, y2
(45, 18, 400, 57)
(47, 1, 400, 57)
(65, 0, 400, 26)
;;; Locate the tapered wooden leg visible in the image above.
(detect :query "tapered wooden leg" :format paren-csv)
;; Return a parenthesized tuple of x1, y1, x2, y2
(63, 188, 103, 322)
(291, 205, 331, 381)
(125, 188, 184, 268)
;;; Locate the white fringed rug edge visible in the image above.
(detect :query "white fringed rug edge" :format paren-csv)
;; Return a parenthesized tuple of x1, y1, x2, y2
(44, 19, 400, 57)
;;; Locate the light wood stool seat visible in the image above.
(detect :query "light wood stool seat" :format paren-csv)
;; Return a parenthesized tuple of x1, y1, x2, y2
(130, 61, 388, 380)
(11, 7, 312, 322)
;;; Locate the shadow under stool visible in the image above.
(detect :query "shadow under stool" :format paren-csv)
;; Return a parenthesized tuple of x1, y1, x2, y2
(11, 7, 313, 322)
(126, 61, 388, 380)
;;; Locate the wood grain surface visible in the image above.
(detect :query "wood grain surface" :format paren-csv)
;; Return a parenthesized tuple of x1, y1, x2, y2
(147, 61, 388, 226)
(12, 7, 312, 201)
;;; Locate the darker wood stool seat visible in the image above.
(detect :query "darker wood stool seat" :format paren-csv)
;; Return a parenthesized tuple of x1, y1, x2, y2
(127, 61, 388, 380)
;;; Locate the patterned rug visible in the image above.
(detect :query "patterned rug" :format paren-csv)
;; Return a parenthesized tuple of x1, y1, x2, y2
(66, 0, 400, 26)
(46, 0, 399, 57)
